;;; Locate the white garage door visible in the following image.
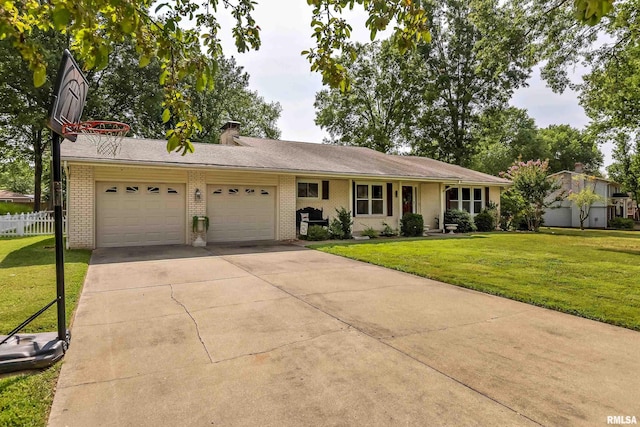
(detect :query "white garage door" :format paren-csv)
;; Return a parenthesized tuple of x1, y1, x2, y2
(96, 182, 186, 247)
(207, 185, 276, 242)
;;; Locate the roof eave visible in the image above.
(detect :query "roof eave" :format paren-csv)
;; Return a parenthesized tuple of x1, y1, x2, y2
(62, 157, 510, 186)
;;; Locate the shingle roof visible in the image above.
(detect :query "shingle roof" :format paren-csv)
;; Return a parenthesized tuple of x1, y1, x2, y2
(0, 189, 33, 200)
(61, 135, 510, 185)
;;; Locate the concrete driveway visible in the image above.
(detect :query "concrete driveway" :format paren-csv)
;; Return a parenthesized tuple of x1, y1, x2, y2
(49, 243, 640, 426)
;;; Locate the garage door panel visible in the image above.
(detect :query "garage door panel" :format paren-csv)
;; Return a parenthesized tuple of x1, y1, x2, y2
(207, 185, 276, 242)
(96, 182, 186, 247)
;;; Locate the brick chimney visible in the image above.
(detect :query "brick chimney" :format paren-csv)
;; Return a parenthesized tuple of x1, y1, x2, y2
(574, 162, 584, 174)
(220, 121, 241, 145)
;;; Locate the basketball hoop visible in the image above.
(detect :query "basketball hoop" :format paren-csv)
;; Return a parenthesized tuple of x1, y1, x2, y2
(62, 120, 130, 157)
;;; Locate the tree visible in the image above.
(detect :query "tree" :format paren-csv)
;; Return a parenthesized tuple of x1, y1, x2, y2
(84, 47, 282, 143)
(190, 57, 282, 144)
(500, 159, 564, 231)
(0, 1, 433, 155)
(1, 33, 280, 212)
(536, 125, 603, 174)
(0, 31, 68, 211)
(408, 0, 535, 166)
(567, 174, 605, 229)
(1, 0, 611, 155)
(524, 0, 638, 139)
(471, 115, 604, 176)
(471, 107, 541, 175)
(314, 41, 422, 153)
(314, 0, 535, 164)
(607, 132, 640, 215)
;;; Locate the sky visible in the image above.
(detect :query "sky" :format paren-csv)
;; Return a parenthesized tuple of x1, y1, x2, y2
(214, 0, 612, 168)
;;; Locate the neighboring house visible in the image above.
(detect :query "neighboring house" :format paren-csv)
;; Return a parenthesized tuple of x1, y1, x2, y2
(61, 122, 510, 249)
(543, 163, 633, 229)
(0, 189, 34, 205)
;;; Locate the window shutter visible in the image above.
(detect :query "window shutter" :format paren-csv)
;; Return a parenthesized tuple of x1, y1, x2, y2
(386, 183, 393, 216)
(352, 181, 356, 217)
(322, 181, 329, 200)
(485, 187, 490, 207)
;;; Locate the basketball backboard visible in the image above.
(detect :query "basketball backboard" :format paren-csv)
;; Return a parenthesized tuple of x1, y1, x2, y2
(47, 49, 89, 142)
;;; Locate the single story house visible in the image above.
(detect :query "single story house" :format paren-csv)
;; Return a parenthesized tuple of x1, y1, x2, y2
(61, 122, 510, 249)
(0, 189, 34, 205)
(543, 163, 634, 228)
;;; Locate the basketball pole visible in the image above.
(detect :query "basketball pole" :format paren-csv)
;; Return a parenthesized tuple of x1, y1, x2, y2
(51, 132, 67, 344)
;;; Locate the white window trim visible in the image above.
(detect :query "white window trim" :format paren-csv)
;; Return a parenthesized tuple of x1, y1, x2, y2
(297, 180, 321, 199)
(448, 186, 484, 216)
(356, 182, 386, 216)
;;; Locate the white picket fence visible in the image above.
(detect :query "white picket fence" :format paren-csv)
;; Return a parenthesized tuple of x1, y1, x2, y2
(0, 211, 66, 236)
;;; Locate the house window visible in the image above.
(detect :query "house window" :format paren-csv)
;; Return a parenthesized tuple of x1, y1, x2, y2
(297, 182, 319, 198)
(356, 183, 385, 215)
(167, 188, 179, 194)
(447, 188, 459, 210)
(245, 188, 255, 195)
(147, 186, 160, 194)
(105, 186, 118, 193)
(126, 186, 138, 194)
(260, 190, 270, 195)
(447, 187, 484, 215)
(212, 188, 222, 195)
(228, 188, 239, 195)
(474, 188, 483, 213)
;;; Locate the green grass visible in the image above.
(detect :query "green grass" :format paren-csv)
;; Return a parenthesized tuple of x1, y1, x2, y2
(0, 236, 91, 427)
(313, 228, 640, 331)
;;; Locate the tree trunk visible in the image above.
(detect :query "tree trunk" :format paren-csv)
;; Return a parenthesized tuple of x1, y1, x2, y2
(33, 128, 43, 212)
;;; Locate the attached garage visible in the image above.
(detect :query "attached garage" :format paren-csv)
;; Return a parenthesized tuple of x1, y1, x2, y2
(207, 184, 276, 242)
(96, 182, 186, 247)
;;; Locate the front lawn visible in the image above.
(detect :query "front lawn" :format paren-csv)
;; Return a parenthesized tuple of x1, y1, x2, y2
(0, 236, 91, 427)
(314, 228, 640, 331)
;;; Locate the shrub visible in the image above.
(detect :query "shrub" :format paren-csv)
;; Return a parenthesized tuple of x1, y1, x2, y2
(328, 218, 345, 239)
(305, 225, 331, 241)
(335, 207, 353, 239)
(474, 209, 496, 232)
(380, 221, 397, 237)
(608, 217, 635, 230)
(360, 226, 378, 238)
(444, 209, 477, 233)
(400, 213, 424, 237)
(0, 202, 33, 215)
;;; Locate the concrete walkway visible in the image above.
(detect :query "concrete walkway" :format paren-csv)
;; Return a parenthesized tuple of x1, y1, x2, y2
(49, 244, 640, 426)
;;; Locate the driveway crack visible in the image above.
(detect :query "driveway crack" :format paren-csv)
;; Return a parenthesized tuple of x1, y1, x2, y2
(212, 328, 347, 364)
(383, 308, 540, 340)
(169, 284, 213, 363)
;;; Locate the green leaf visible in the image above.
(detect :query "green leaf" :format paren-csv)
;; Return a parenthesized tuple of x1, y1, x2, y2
(167, 134, 180, 152)
(159, 70, 169, 85)
(52, 7, 71, 30)
(162, 109, 171, 123)
(195, 74, 205, 92)
(33, 64, 46, 87)
(139, 55, 150, 68)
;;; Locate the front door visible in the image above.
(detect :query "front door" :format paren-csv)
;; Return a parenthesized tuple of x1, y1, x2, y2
(402, 186, 413, 215)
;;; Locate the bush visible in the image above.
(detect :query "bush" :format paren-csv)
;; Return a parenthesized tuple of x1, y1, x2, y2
(0, 202, 33, 215)
(328, 218, 345, 239)
(380, 221, 397, 237)
(444, 209, 477, 233)
(400, 213, 424, 237)
(335, 207, 353, 239)
(608, 217, 635, 230)
(360, 226, 378, 238)
(305, 225, 331, 241)
(474, 209, 496, 232)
